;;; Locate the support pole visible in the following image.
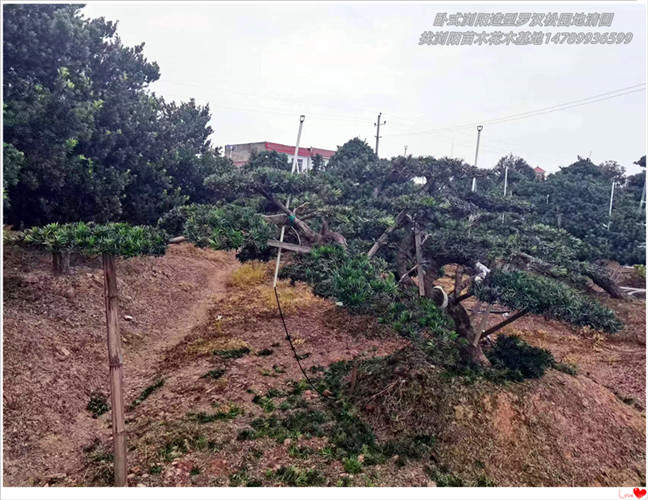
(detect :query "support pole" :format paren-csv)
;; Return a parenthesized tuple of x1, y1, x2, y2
(103, 254, 127, 487)
(273, 115, 305, 288)
(414, 225, 425, 297)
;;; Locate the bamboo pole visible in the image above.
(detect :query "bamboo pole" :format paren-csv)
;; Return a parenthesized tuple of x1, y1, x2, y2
(103, 254, 128, 487)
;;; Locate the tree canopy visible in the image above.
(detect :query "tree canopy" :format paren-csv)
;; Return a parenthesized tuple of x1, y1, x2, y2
(3, 4, 224, 227)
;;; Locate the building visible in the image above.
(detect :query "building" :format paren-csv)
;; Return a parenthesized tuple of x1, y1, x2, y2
(534, 166, 546, 180)
(224, 141, 336, 171)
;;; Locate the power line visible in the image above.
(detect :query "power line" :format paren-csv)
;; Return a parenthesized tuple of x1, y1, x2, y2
(387, 83, 646, 138)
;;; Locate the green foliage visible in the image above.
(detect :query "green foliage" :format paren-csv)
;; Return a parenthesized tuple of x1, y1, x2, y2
(281, 245, 397, 313)
(485, 335, 555, 381)
(23, 222, 168, 257)
(182, 205, 273, 261)
(474, 270, 622, 333)
(213, 346, 250, 359)
(635, 264, 646, 280)
(342, 457, 363, 473)
(201, 368, 226, 380)
(3, 5, 221, 227)
(129, 378, 164, 410)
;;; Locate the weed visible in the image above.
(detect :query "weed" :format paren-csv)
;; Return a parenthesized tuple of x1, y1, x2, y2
(272, 364, 286, 374)
(476, 475, 496, 487)
(257, 348, 274, 357)
(87, 392, 109, 418)
(129, 378, 164, 410)
(190, 467, 201, 476)
(343, 457, 363, 474)
(275, 466, 325, 486)
(214, 347, 250, 359)
(201, 367, 226, 379)
(237, 429, 256, 441)
(149, 465, 163, 475)
(554, 362, 578, 376)
(288, 445, 313, 459)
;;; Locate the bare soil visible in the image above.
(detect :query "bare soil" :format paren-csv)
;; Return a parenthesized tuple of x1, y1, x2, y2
(2, 245, 645, 487)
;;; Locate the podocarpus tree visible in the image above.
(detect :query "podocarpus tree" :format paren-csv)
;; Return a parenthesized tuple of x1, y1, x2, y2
(22, 222, 167, 486)
(204, 138, 624, 368)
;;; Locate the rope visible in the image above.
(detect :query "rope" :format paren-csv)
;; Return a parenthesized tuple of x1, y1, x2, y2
(273, 287, 335, 400)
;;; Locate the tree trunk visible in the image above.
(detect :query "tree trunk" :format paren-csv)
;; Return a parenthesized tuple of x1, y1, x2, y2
(103, 254, 128, 487)
(584, 267, 627, 300)
(396, 228, 415, 288)
(446, 300, 491, 367)
(52, 250, 71, 275)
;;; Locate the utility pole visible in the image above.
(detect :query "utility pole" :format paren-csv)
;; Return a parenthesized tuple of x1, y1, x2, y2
(471, 125, 483, 192)
(374, 112, 386, 156)
(503, 165, 509, 197)
(273, 115, 305, 288)
(404, 145, 408, 156)
(640, 174, 646, 213)
(607, 180, 616, 231)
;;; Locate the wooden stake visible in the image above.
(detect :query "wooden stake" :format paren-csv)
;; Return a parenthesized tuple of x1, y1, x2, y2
(413, 225, 425, 297)
(103, 254, 127, 487)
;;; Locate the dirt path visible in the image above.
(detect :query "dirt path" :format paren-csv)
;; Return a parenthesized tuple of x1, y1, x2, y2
(2, 244, 238, 486)
(124, 247, 236, 393)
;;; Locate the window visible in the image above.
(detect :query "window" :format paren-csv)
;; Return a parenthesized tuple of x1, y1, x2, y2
(297, 158, 303, 170)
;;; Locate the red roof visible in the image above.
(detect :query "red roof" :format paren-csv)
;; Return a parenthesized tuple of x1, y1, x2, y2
(265, 142, 335, 158)
(534, 167, 545, 173)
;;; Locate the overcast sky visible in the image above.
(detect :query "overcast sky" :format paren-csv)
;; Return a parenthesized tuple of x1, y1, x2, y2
(82, 2, 647, 175)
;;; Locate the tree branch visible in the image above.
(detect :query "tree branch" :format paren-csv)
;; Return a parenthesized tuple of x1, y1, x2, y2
(482, 309, 529, 338)
(367, 209, 410, 259)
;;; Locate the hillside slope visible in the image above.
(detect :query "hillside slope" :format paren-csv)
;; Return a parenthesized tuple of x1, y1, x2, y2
(2, 244, 645, 487)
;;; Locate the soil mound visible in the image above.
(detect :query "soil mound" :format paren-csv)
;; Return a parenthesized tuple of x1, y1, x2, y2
(354, 348, 646, 487)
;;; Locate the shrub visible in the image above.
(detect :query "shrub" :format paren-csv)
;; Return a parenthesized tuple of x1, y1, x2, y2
(485, 335, 554, 381)
(281, 245, 397, 313)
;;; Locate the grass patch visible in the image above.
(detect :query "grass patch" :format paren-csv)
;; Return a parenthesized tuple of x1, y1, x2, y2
(228, 262, 268, 288)
(273, 465, 325, 486)
(256, 348, 274, 357)
(129, 378, 164, 410)
(214, 346, 250, 359)
(554, 362, 578, 376)
(188, 404, 243, 423)
(87, 392, 109, 418)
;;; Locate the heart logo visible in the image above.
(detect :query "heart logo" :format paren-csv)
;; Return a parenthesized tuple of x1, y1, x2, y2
(634, 488, 647, 499)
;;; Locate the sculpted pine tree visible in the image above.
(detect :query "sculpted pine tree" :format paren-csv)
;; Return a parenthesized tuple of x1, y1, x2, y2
(203, 139, 624, 367)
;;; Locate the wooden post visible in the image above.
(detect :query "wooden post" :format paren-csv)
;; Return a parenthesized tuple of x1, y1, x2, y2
(103, 254, 128, 487)
(414, 225, 425, 297)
